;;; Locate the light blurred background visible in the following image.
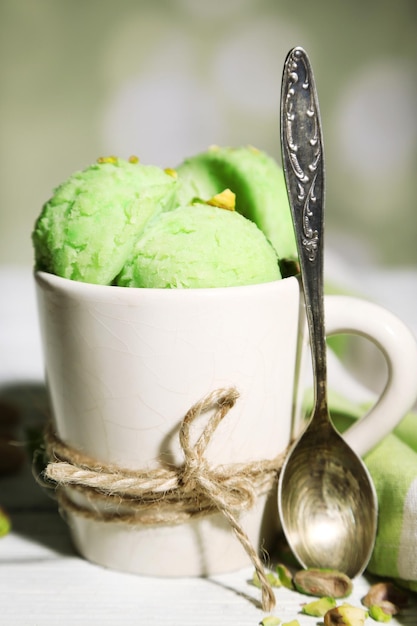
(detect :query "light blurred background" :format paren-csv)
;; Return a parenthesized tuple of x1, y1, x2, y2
(1, 0, 416, 271)
(0, 0, 417, 404)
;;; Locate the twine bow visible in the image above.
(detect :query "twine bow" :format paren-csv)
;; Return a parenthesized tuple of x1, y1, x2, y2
(40, 387, 288, 611)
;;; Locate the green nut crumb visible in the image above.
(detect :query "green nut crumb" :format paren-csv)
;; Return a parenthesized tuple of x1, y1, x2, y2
(96, 155, 118, 164)
(369, 604, 392, 622)
(252, 570, 281, 589)
(301, 596, 336, 617)
(276, 563, 294, 589)
(163, 167, 177, 178)
(259, 616, 281, 626)
(206, 188, 236, 211)
(282, 621, 300, 626)
(0, 507, 11, 537)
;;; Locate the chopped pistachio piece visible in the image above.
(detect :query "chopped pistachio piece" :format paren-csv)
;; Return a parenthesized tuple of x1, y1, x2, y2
(368, 604, 392, 622)
(294, 568, 352, 598)
(301, 596, 336, 617)
(324, 604, 368, 626)
(96, 155, 118, 164)
(276, 563, 294, 589)
(259, 616, 281, 626)
(282, 621, 300, 626)
(164, 167, 177, 178)
(0, 507, 11, 537)
(252, 570, 281, 589)
(206, 188, 236, 211)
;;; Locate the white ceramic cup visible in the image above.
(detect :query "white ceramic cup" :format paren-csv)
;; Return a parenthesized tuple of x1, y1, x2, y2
(35, 271, 417, 576)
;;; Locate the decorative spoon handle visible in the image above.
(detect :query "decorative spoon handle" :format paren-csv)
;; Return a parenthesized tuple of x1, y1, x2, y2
(280, 47, 327, 412)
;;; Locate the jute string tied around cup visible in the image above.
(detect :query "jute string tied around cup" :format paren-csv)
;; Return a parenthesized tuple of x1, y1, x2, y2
(41, 387, 290, 612)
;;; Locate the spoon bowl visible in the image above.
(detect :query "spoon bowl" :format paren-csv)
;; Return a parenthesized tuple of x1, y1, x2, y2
(279, 417, 377, 576)
(278, 47, 378, 577)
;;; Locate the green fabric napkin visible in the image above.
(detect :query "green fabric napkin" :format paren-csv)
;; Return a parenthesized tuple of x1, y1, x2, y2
(307, 389, 417, 591)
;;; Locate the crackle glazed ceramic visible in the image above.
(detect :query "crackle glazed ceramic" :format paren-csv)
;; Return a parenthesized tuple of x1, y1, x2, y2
(35, 271, 417, 576)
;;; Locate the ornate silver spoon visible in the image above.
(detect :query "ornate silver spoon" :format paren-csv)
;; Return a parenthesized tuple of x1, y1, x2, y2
(277, 47, 378, 577)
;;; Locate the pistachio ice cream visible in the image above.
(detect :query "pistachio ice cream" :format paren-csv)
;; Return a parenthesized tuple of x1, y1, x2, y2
(33, 157, 179, 285)
(116, 201, 281, 288)
(32, 147, 293, 287)
(176, 145, 297, 259)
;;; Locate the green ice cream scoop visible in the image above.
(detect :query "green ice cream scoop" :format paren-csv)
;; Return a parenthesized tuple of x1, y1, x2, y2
(116, 202, 281, 288)
(32, 157, 179, 285)
(175, 146, 297, 259)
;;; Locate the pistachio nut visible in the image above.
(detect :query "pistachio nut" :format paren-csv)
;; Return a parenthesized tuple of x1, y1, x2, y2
(323, 604, 368, 626)
(294, 568, 353, 598)
(362, 581, 408, 615)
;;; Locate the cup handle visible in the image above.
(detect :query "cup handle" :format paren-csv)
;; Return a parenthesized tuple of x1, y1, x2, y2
(323, 295, 417, 457)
